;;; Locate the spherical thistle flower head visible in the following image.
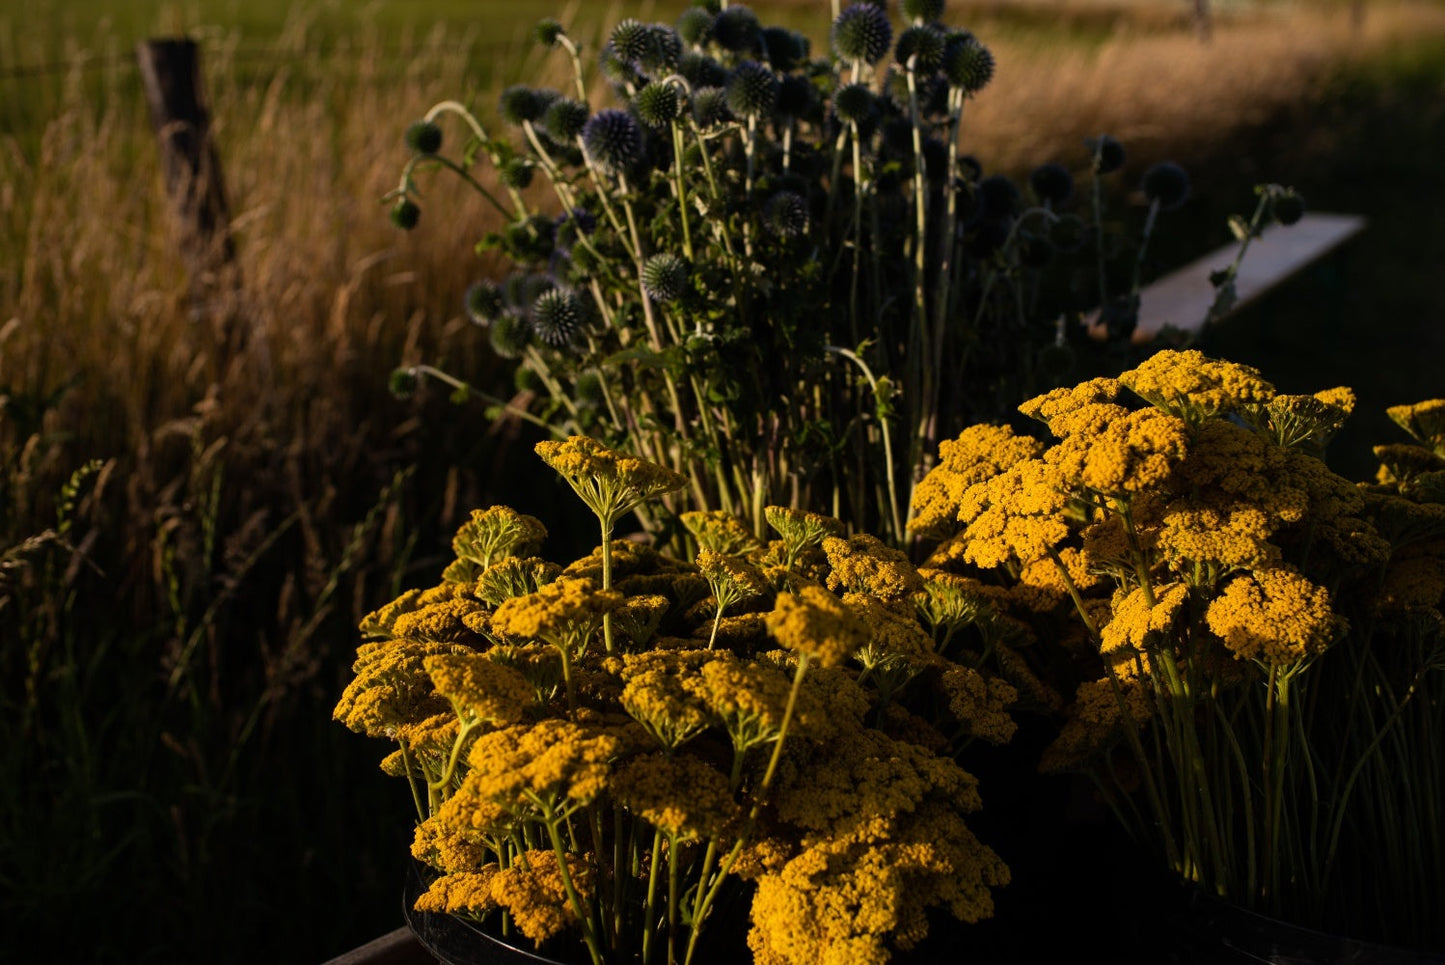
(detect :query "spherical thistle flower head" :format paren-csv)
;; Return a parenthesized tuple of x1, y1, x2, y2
(726, 60, 780, 119)
(633, 81, 682, 128)
(534, 17, 566, 48)
(776, 74, 819, 121)
(465, 280, 504, 327)
(388, 366, 418, 398)
(641, 252, 690, 303)
(540, 97, 589, 143)
(599, 43, 642, 87)
(976, 174, 1021, 222)
(581, 108, 643, 174)
(1089, 134, 1126, 174)
(530, 288, 588, 349)
(489, 313, 531, 359)
(499, 85, 548, 126)
(1141, 160, 1190, 211)
(1028, 162, 1074, 207)
(390, 198, 421, 230)
(896, 24, 945, 71)
(638, 25, 684, 75)
(499, 157, 534, 190)
(712, 5, 762, 53)
(680, 51, 728, 89)
(1271, 189, 1306, 226)
(767, 584, 869, 668)
(678, 6, 715, 47)
(404, 119, 442, 155)
(833, 82, 880, 128)
(610, 18, 652, 63)
(1205, 567, 1342, 667)
(765, 190, 810, 239)
(762, 26, 808, 72)
(904, 0, 946, 21)
(691, 85, 733, 128)
(942, 33, 994, 93)
(832, 3, 893, 65)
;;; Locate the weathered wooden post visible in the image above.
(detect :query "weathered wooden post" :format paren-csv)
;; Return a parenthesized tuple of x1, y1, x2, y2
(136, 38, 241, 323)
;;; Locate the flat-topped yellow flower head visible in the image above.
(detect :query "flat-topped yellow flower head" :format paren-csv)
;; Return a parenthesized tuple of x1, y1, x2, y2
(490, 576, 623, 648)
(1120, 349, 1275, 426)
(535, 436, 686, 525)
(1387, 399, 1445, 455)
(909, 424, 1047, 539)
(449, 505, 548, 575)
(1205, 567, 1343, 667)
(466, 718, 623, 813)
(611, 752, 738, 841)
(767, 585, 869, 668)
(822, 534, 924, 602)
(682, 509, 764, 556)
(424, 653, 534, 725)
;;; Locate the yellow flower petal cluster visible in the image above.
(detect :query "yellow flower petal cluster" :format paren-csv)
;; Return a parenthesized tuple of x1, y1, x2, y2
(389, 595, 490, 644)
(412, 813, 494, 874)
(1040, 675, 1154, 773)
(333, 640, 467, 738)
(611, 752, 738, 840)
(1120, 349, 1275, 424)
(821, 534, 924, 602)
(424, 653, 533, 725)
(681, 510, 763, 556)
(909, 423, 1046, 538)
(618, 650, 715, 750)
(766, 584, 869, 668)
(1048, 407, 1190, 496)
(937, 665, 1018, 744)
(1387, 398, 1445, 453)
(941, 457, 1071, 569)
(474, 556, 563, 608)
(697, 549, 770, 608)
(1205, 568, 1342, 666)
(490, 850, 594, 944)
(535, 436, 686, 523)
(489, 576, 622, 646)
(359, 583, 468, 639)
(413, 868, 500, 916)
(1100, 584, 1192, 655)
(449, 505, 548, 574)
(465, 719, 622, 812)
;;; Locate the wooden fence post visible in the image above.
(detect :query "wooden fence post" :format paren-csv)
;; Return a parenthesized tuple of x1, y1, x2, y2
(136, 38, 241, 319)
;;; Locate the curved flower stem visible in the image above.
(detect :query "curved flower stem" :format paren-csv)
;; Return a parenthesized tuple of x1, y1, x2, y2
(826, 345, 901, 544)
(406, 365, 565, 436)
(398, 738, 426, 821)
(398, 153, 512, 219)
(543, 815, 605, 965)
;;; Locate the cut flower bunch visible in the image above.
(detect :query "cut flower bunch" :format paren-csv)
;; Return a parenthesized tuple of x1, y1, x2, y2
(334, 436, 1018, 965)
(384, 0, 1281, 546)
(912, 349, 1445, 949)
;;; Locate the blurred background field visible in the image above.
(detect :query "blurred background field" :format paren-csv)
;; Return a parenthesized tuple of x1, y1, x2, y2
(2, 1, 1443, 961)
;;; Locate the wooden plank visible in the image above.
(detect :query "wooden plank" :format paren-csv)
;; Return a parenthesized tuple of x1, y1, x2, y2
(1132, 212, 1366, 341)
(320, 927, 437, 965)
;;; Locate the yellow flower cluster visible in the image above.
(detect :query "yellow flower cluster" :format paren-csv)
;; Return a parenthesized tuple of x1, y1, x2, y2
(490, 850, 595, 944)
(465, 719, 623, 813)
(414, 868, 500, 916)
(447, 506, 548, 583)
(1119, 349, 1275, 425)
(424, 653, 533, 725)
(1205, 568, 1342, 666)
(1387, 398, 1445, 455)
(766, 585, 869, 668)
(489, 576, 623, 647)
(908, 423, 1046, 539)
(822, 534, 924, 602)
(681, 509, 764, 556)
(610, 752, 737, 841)
(1100, 584, 1192, 655)
(535, 436, 686, 523)
(936, 665, 1018, 745)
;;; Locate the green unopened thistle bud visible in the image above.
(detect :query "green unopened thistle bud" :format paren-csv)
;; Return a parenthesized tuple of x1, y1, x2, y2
(712, 5, 761, 52)
(390, 199, 421, 230)
(600, 44, 642, 87)
(896, 25, 945, 72)
(678, 7, 715, 47)
(514, 364, 545, 394)
(388, 367, 419, 398)
(726, 61, 779, 119)
(541, 98, 589, 143)
(499, 85, 546, 125)
(765, 190, 810, 238)
(692, 87, 732, 128)
(833, 82, 879, 127)
(531, 288, 588, 348)
(490, 314, 531, 359)
(500, 158, 535, 189)
(634, 82, 683, 128)
(404, 119, 442, 155)
(466, 280, 505, 326)
(1029, 162, 1074, 206)
(575, 370, 606, 408)
(832, 3, 892, 65)
(641, 253, 690, 303)
(1142, 161, 1190, 211)
(582, 109, 644, 172)
(610, 19, 652, 63)
(942, 34, 993, 93)
(1271, 189, 1306, 226)
(535, 18, 566, 48)
(1090, 134, 1125, 174)
(903, 0, 946, 22)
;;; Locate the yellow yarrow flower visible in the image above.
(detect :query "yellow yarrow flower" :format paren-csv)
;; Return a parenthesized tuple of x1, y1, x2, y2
(1101, 583, 1192, 655)
(465, 719, 623, 813)
(766, 584, 869, 668)
(424, 653, 533, 725)
(490, 850, 595, 944)
(413, 868, 501, 916)
(611, 752, 738, 841)
(1120, 349, 1275, 425)
(489, 576, 622, 648)
(1205, 568, 1343, 666)
(535, 436, 686, 526)
(909, 424, 1047, 539)
(822, 534, 924, 602)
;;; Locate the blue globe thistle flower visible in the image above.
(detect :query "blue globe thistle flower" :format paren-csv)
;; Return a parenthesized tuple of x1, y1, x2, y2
(832, 3, 893, 65)
(638, 26, 683, 76)
(833, 82, 879, 127)
(902, 0, 946, 22)
(500, 158, 535, 189)
(610, 19, 652, 63)
(691, 87, 732, 128)
(765, 190, 810, 238)
(582, 109, 644, 173)
(942, 33, 993, 93)
(1029, 162, 1074, 206)
(1271, 190, 1305, 226)
(535, 18, 566, 48)
(1141, 161, 1190, 211)
(976, 174, 1021, 221)
(896, 25, 945, 71)
(725, 61, 779, 118)
(762, 27, 807, 71)
(489, 313, 531, 359)
(680, 52, 728, 89)
(1089, 134, 1126, 174)
(404, 119, 442, 155)
(499, 85, 548, 125)
(775, 74, 819, 121)
(712, 5, 761, 53)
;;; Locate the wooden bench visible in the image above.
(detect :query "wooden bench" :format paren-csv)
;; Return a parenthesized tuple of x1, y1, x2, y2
(1090, 212, 1367, 343)
(320, 927, 436, 965)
